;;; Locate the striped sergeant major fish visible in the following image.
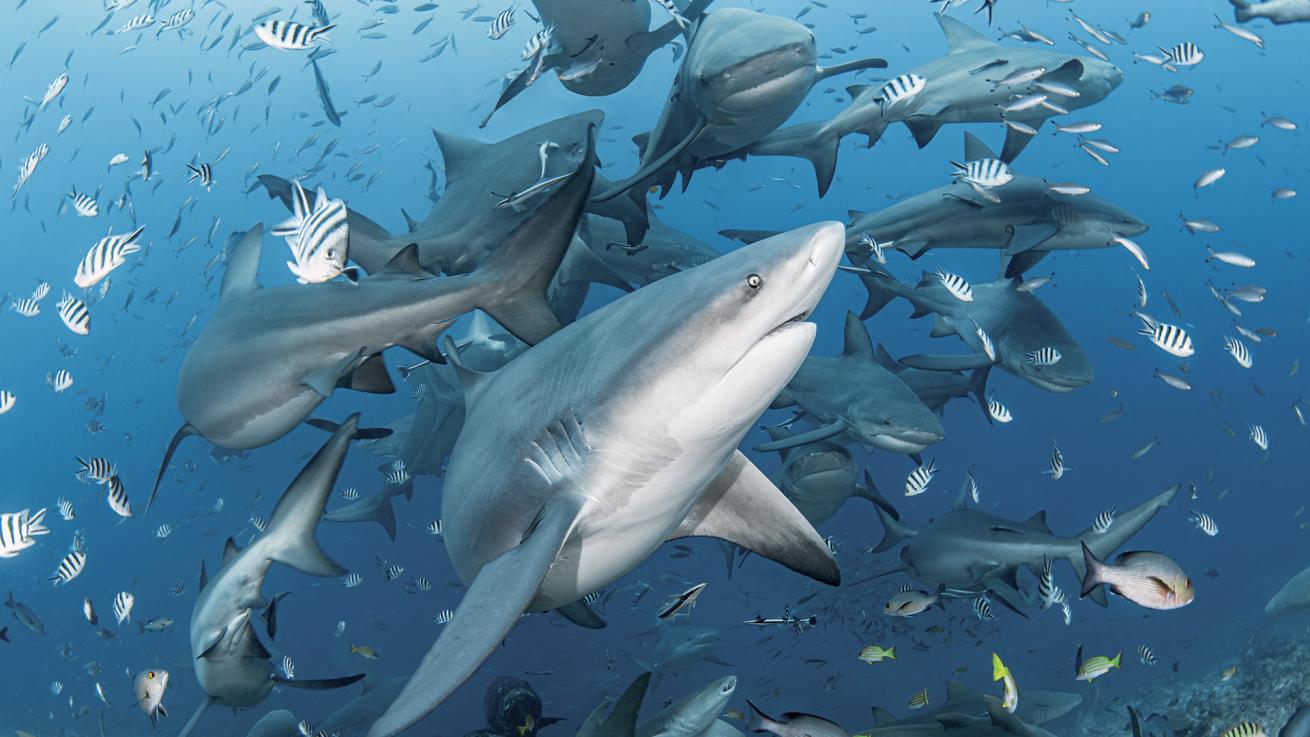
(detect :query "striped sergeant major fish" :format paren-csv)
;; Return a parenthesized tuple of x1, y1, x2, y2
(114, 14, 154, 34)
(9, 297, 39, 317)
(57, 292, 91, 335)
(56, 498, 75, 520)
(1188, 510, 1218, 536)
(113, 591, 134, 624)
(255, 19, 335, 50)
(877, 73, 927, 109)
(1091, 507, 1115, 534)
(1249, 424, 1269, 451)
(158, 8, 193, 33)
(487, 7, 515, 39)
(1043, 440, 1068, 480)
(107, 475, 133, 518)
(50, 551, 87, 585)
(1136, 313, 1193, 357)
(951, 157, 1013, 188)
(75, 226, 144, 288)
(187, 162, 213, 190)
(1160, 42, 1203, 67)
(0, 507, 49, 558)
(270, 181, 352, 284)
(67, 187, 99, 217)
(13, 142, 48, 197)
(77, 457, 116, 484)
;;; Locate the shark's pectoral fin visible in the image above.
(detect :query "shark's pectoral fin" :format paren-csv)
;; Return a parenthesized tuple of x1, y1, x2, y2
(751, 420, 846, 452)
(900, 353, 994, 372)
(303, 349, 368, 399)
(929, 315, 955, 338)
(219, 225, 263, 304)
(556, 598, 606, 629)
(1004, 251, 1049, 279)
(195, 628, 225, 660)
(669, 450, 840, 585)
(1000, 118, 1043, 164)
(817, 56, 889, 79)
(367, 496, 585, 737)
(905, 117, 944, 149)
(274, 673, 366, 690)
(349, 353, 396, 394)
(1003, 223, 1060, 256)
(592, 117, 708, 202)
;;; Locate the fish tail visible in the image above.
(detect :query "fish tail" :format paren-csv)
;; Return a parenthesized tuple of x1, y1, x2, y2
(746, 700, 779, 735)
(1077, 541, 1105, 599)
(748, 121, 844, 197)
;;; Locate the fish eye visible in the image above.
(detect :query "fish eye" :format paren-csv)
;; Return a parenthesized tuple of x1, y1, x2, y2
(883, 418, 893, 426)
(745, 274, 763, 290)
(148, 672, 155, 679)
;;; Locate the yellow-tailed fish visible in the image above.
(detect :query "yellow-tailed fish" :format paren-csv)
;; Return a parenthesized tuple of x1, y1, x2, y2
(992, 653, 1018, 713)
(859, 645, 896, 664)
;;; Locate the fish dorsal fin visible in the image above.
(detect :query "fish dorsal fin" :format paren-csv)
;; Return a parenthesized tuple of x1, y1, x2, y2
(441, 336, 491, 395)
(873, 342, 901, 371)
(945, 680, 977, 705)
(871, 707, 898, 727)
(938, 15, 995, 54)
(222, 537, 242, 564)
(842, 311, 875, 359)
(219, 225, 263, 304)
(1023, 510, 1053, 533)
(379, 243, 433, 278)
(431, 128, 484, 184)
(963, 133, 998, 163)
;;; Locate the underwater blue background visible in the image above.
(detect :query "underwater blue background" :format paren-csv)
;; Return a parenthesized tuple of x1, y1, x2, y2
(1, 0, 1308, 734)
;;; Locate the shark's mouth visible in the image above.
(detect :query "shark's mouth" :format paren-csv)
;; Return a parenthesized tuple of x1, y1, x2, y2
(1025, 373, 1083, 393)
(718, 64, 811, 108)
(869, 433, 932, 453)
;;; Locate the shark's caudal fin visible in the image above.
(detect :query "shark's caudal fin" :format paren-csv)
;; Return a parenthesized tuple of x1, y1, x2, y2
(1067, 484, 1177, 606)
(468, 125, 598, 346)
(748, 122, 842, 197)
(257, 174, 400, 274)
(556, 599, 607, 629)
(367, 495, 586, 737)
(145, 422, 199, 515)
(719, 228, 784, 245)
(322, 490, 399, 542)
(852, 262, 904, 320)
(261, 414, 363, 578)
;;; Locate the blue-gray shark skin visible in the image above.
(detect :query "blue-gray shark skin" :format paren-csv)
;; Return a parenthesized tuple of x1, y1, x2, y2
(594, 9, 886, 201)
(860, 696, 1061, 737)
(150, 134, 597, 512)
(857, 265, 1093, 394)
(176, 416, 366, 737)
(762, 426, 879, 528)
(581, 213, 721, 287)
(632, 624, 731, 680)
(872, 344, 990, 418)
(1128, 706, 1175, 737)
(318, 676, 410, 736)
(636, 675, 737, 737)
(758, 311, 945, 456)
(748, 15, 1122, 192)
(1231, 0, 1310, 23)
(245, 709, 300, 737)
(867, 485, 1176, 610)
(1265, 564, 1310, 616)
(322, 465, 414, 541)
(579, 672, 654, 737)
(870, 682, 1080, 729)
(366, 222, 847, 737)
(1281, 707, 1310, 737)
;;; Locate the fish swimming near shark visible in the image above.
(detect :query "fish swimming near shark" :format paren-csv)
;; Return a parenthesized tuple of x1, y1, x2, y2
(747, 15, 1123, 192)
(365, 221, 846, 736)
(176, 415, 368, 737)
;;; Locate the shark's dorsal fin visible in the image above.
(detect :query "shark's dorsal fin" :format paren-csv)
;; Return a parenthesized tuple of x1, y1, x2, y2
(222, 537, 242, 565)
(378, 244, 433, 279)
(847, 85, 872, 100)
(871, 707, 898, 727)
(963, 133, 998, 163)
(938, 15, 995, 54)
(198, 558, 208, 592)
(842, 311, 875, 359)
(219, 225, 263, 304)
(873, 343, 901, 371)
(1023, 510, 1053, 533)
(945, 681, 977, 704)
(441, 336, 491, 395)
(431, 128, 484, 184)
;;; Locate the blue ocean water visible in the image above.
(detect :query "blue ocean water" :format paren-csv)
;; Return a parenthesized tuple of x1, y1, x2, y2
(1, 1, 1307, 736)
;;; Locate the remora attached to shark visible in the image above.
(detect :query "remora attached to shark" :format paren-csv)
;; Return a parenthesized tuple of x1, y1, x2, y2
(1229, 0, 1310, 24)
(864, 484, 1177, 612)
(177, 415, 367, 737)
(594, 8, 886, 202)
(366, 221, 847, 736)
(748, 15, 1123, 190)
(856, 263, 1093, 394)
(149, 129, 598, 511)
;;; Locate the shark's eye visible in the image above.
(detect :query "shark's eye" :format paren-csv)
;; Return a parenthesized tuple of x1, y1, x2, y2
(746, 274, 762, 290)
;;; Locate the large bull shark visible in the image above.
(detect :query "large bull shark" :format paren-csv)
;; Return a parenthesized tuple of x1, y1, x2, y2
(747, 15, 1123, 191)
(176, 415, 367, 737)
(365, 222, 847, 736)
(762, 426, 884, 529)
(858, 697, 1063, 737)
(756, 311, 945, 458)
(872, 344, 989, 418)
(1230, 0, 1310, 23)
(581, 672, 740, 737)
(864, 483, 1177, 611)
(871, 681, 1080, 730)
(594, 9, 886, 202)
(148, 132, 597, 512)
(856, 264, 1093, 394)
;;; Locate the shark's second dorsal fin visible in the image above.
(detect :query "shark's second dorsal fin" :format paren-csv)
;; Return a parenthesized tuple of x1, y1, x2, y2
(222, 537, 242, 565)
(219, 225, 263, 304)
(441, 336, 491, 395)
(938, 15, 995, 54)
(963, 133, 998, 163)
(378, 244, 433, 279)
(842, 311, 874, 359)
(1023, 510, 1053, 534)
(431, 128, 483, 185)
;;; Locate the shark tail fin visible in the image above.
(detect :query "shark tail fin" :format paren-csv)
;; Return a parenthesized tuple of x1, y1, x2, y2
(1068, 484, 1178, 606)
(470, 125, 598, 346)
(1078, 542, 1107, 599)
(262, 415, 360, 578)
(146, 422, 199, 515)
(871, 490, 916, 553)
(967, 365, 992, 421)
(854, 262, 902, 320)
(748, 122, 842, 197)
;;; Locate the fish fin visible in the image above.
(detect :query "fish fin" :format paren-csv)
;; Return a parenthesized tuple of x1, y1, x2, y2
(263, 590, 291, 640)
(556, 599, 607, 629)
(929, 315, 955, 338)
(939, 15, 997, 53)
(871, 494, 917, 553)
(967, 365, 992, 422)
(147, 422, 199, 515)
(600, 673, 652, 737)
(1078, 541, 1106, 599)
(592, 117, 706, 202)
(302, 348, 366, 399)
(842, 311, 875, 359)
(846, 85, 872, 99)
(1128, 707, 1144, 737)
(274, 673, 365, 690)
(174, 696, 213, 737)
(897, 238, 931, 258)
(852, 261, 903, 319)
(376, 243, 435, 279)
(871, 707, 898, 727)
(478, 62, 542, 129)
(905, 117, 944, 149)
(198, 558, 208, 592)
(1004, 250, 1049, 279)
(899, 353, 994, 371)
(847, 209, 870, 221)
(937, 713, 983, 728)
(221, 537, 241, 564)
(366, 495, 587, 737)
(348, 353, 396, 394)
(472, 125, 597, 346)
(818, 56, 889, 79)
(219, 225, 263, 303)
(1022, 510, 1052, 533)
(195, 628, 225, 660)
(752, 420, 846, 452)
(1000, 118, 1043, 164)
(719, 229, 782, 244)
(668, 450, 840, 585)
(748, 122, 841, 197)
(984, 696, 1029, 734)
(1003, 223, 1060, 256)
(263, 415, 359, 578)
(963, 132, 999, 162)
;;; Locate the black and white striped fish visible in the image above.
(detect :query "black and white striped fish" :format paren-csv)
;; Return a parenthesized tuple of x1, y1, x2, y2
(382, 564, 404, 582)
(1026, 346, 1062, 366)
(13, 143, 48, 197)
(0, 390, 14, 414)
(306, 0, 330, 25)
(57, 292, 91, 335)
(158, 8, 194, 32)
(48, 367, 76, 392)
(0, 507, 48, 558)
(1043, 440, 1068, 480)
(77, 457, 116, 484)
(971, 318, 995, 361)
(114, 14, 155, 34)
(487, 8, 515, 39)
(972, 596, 994, 621)
(338, 487, 358, 501)
(426, 520, 443, 536)
(1223, 336, 1252, 368)
(271, 181, 351, 284)
(1161, 42, 1203, 67)
(50, 551, 87, 585)
(986, 395, 1012, 423)
(1189, 510, 1218, 537)
(1091, 507, 1116, 534)
(56, 498, 74, 521)
(521, 26, 555, 61)
(1137, 313, 1193, 357)
(342, 572, 363, 588)
(1250, 424, 1269, 451)
(1135, 273, 1148, 308)
(113, 591, 134, 624)
(934, 268, 974, 302)
(411, 576, 432, 592)
(255, 20, 336, 50)
(75, 226, 144, 288)
(10, 297, 40, 317)
(963, 471, 980, 504)
(1038, 557, 1062, 610)
(857, 233, 888, 265)
(434, 609, 455, 624)
(281, 655, 295, 679)
(905, 458, 938, 496)
(250, 515, 267, 533)
(385, 464, 411, 487)
(67, 188, 99, 217)
(952, 157, 1013, 188)
(155, 523, 175, 540)
(106, 476, 132, 518)
(878, 73, 927, 108)
(334, 620, 346, 637)
(583, 590, 604, 606)
(1138, 644, 1156, 665)
(187, 162, 213, 190)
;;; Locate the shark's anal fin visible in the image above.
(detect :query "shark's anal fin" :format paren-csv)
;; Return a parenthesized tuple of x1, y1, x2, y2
(752, 420, 845, 452)
(366, 495, 586, 737)
(906, 117, 944, 149)
(669, 450, 840, 585)
(1001, 118, 1043, 164)
(556, 599, 607, 629)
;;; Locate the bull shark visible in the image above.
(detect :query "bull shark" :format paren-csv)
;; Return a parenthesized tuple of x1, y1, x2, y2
(176, 415, 367, 737)
(865, 483, 1176, 611)
(872, 344, 990, 418)
(632, 624, 733, 685)
(747, 15, 1122, 191)
(756, 311, 945, 457)
(1266, 564, 1310, 616)
(872, 681, 1081, 728)
(579, 673, 652, 737)
(856, 264, 1093, 394)
(859, 697, 1062, 737)
(762, 427, 885, 528)
(365, 222, 847, 736)
(322, 464, 414, 541)
(1230, 0, 1310, 23)
(593, 9, 886, 202)
(148, 131, 597, 512)
(636, 675, 737, 737)
(246, 709, 300, 737)
(725, 133, 1149, 278)
(318, 676, 410, 736)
